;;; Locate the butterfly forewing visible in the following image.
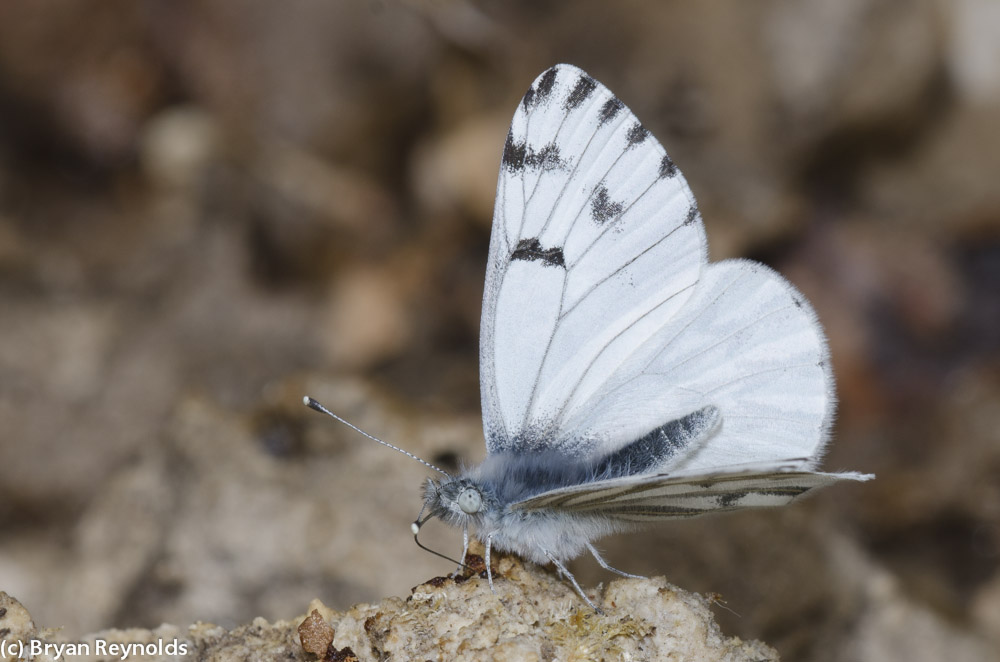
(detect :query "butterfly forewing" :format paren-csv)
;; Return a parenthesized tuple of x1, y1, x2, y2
(482, 64, 706, 455)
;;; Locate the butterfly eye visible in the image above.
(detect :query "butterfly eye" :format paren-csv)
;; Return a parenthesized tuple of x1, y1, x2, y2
(457, 488, 483, 514)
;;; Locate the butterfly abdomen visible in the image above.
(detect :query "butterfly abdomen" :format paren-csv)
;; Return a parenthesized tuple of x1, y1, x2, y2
(471, 407, 716, 505)
(590, 405, 721, 477)
(485, 503, 631, 565)
(473, 405, 722, 508)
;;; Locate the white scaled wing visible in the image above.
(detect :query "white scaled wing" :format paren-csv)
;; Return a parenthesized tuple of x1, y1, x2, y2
(562, 258, 837, 472)
(480, 64, 854, 484)
(481, 64, 707, 455)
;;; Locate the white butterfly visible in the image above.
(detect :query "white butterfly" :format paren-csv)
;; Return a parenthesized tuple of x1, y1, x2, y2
(308, 63, 872, 612)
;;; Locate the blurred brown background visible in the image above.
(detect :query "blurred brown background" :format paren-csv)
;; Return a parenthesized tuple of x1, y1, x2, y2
(1, 2, 998, 660)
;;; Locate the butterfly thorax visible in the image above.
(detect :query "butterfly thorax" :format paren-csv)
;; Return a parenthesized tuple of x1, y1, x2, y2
(469, 451, 602, 506)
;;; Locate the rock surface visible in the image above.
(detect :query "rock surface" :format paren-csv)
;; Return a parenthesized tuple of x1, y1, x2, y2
(1, 555, 779, 662)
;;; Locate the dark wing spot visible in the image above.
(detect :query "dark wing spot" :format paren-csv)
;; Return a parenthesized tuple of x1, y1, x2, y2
(565, 74, 597, 110)
(591, 185, 624, 225)
(535, 68, 559, 103)
(627, 122, 650, 146)
(502, 132, 527, 172)
(599, 97, 624, 126)
(716, 491, 747, 508)
(524, 142, 564, 171)
(659, 155, 678, 179)
(792, 295, 804, 308)
(683, 205, 699, 226)
(511, 238, 565, 268)
(521, 87, 535, 110)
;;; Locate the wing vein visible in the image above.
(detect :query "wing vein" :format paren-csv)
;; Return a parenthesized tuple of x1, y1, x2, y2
(534, 91, 612, 241)
(549, 280, 697, 428)
(699, 361, 820, 396)
(561, 211, 685, 320)
(653, 303, 799, 377)
(548, 112, 636, 248)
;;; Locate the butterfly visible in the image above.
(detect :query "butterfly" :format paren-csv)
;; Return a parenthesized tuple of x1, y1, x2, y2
(307, 63, 872, 612)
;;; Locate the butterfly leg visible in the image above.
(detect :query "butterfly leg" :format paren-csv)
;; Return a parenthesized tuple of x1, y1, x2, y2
(485, 532, 496, 595)
(545, 550, 604, 615)
(452, 527, 470, 577)
(586, 542, 647, 579)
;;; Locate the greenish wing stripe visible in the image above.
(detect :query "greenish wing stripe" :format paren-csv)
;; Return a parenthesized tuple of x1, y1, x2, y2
(514, 474, 818, 512)
(554, 485, 812, 513)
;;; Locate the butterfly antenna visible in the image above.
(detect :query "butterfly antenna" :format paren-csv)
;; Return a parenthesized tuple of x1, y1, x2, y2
(303, 396, 449, 476)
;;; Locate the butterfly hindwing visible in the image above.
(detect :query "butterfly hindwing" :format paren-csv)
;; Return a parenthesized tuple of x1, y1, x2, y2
(481, 64, 706, 455)
(509, 467, 870, 521)
(561, 258, 836, 473)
